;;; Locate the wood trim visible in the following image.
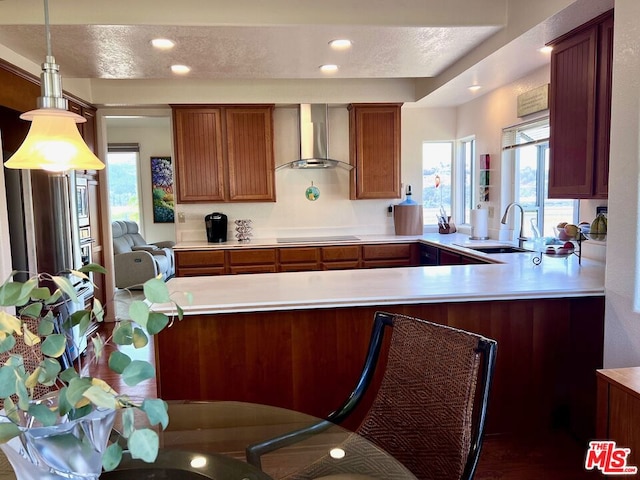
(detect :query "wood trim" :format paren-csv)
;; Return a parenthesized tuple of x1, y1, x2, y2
(546, 9, 614, 46)
(156, 296, 604, 437)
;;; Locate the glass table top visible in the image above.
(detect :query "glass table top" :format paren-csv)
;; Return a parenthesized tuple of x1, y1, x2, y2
(105, 400, 417, 480)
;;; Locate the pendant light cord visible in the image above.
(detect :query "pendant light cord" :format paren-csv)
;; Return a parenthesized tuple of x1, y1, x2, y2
(44, 0, 52, 58)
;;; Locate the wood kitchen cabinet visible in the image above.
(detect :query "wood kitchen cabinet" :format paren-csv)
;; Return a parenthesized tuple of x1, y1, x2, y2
(175, 250, 226, 277)
(348, 103, 402, 199)
(320, 245, 361, 270)
(438, 248, 487, 265)
(172, 105, 275, 203)
(228, 248, 277, 274)
(68, 100, 97, 159)
(548, 10, 613, 199)
(278, 247, 320, 272)
(362, 243, 418, 268)
(70, 100, 105, 306)
(174, 242, 425, 277)
(596, 367, 640, 469)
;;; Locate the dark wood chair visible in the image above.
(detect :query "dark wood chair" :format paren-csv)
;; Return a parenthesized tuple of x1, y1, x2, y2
(246, 311, 498, 480)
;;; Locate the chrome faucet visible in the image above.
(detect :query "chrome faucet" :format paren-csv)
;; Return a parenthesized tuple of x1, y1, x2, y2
(501, 202, 527, 249)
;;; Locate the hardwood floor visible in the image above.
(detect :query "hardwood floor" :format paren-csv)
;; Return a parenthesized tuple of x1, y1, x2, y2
(88, 323, 600, 480)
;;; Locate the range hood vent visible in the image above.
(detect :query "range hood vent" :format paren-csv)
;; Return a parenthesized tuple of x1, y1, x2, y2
(276, 104, 353, 171)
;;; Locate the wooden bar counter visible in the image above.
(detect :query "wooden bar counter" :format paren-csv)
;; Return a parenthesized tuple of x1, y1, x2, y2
(155, 248, 606, 441)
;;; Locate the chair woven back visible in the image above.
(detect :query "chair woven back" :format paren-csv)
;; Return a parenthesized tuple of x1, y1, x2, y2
(0, 316, 58, 410)
(355, 313, 482, 480)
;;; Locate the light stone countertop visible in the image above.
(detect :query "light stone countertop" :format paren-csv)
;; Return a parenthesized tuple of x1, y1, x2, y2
(160, 233, 605, 315)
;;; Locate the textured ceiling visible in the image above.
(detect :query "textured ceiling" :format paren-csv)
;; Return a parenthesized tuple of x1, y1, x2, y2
(0, 24, 501, 80)
(0, 0, 615, 106)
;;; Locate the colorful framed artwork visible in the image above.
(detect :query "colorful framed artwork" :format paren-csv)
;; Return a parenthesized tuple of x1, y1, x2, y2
(150, 156, 175, 223)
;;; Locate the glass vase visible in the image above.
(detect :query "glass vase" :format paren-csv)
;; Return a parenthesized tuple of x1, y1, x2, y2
(0, 396, 116, 480)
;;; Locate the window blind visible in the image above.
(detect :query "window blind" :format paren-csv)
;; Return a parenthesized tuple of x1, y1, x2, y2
(502, 118, 549, 151)
(107, 143, 140, 153)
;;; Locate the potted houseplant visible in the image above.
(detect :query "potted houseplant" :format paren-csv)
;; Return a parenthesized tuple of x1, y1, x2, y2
(0, 264, 187, 479)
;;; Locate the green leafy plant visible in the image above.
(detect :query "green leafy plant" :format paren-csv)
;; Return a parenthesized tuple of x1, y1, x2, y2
(0, 264, 188, 471)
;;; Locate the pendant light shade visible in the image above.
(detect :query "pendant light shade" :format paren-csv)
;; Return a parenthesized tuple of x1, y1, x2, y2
(5, 109, 104, 172)
(4, 0, 105, 172)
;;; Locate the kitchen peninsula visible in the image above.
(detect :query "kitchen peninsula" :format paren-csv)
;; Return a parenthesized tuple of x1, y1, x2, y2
(156, 233, 605, 442)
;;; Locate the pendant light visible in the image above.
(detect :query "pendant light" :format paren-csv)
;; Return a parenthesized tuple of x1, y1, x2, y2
(4, 0, 104, 172)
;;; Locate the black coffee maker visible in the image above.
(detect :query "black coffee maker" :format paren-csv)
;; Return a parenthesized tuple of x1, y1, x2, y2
(205, 212, 227, 243)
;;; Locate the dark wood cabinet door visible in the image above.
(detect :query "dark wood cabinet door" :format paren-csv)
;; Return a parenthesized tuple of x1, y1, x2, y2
(349, 104, 402, 199)
(225, 106, 275, 201)
(548, 25, 598, 198)
(548, 10, 613, 199)
(81, 107, 97, 156)
(173, 107, 225, 202)
(594, 14, 614, 198)
(361, 243, 418, 268)
(439, 249, 462, 265)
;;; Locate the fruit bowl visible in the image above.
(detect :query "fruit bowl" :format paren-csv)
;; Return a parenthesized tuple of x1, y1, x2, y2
(543, 243, 575, 257)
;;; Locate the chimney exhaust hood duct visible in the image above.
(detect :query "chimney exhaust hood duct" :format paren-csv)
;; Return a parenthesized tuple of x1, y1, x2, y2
(276, 104, 354, 170)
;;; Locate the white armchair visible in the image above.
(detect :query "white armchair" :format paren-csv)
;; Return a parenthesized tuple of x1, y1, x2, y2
(111, 220, 175, 289)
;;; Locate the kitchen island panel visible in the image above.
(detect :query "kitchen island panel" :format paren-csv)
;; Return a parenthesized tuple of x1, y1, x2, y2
(156, 296, 604, 438)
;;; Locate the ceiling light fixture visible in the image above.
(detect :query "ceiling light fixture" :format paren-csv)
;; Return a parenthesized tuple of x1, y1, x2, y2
(329, 39, 353, 50)
(151, 38, 176, 50)
(539, 46, 553, 54)
(320, 64, 339, 74)
(171, 64, 191, 74)
(468, 85, 482, 92)
(5, 0, 104, 172)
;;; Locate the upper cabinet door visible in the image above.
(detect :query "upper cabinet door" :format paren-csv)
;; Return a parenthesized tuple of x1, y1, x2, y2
(173, 107, 225, 202)
(548, 25, 598, 198)
(225, 106, 275, 202)
(594, 14, 614, 198)
(548, 10, 613, 199)
(349, 103, 402, 199)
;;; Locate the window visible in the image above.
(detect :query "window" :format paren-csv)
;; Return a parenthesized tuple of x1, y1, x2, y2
(422, 142, 453, 226)
(107, 143, 142, 223)
(503, 119, 578, 238)
(460, 138, 476, 225)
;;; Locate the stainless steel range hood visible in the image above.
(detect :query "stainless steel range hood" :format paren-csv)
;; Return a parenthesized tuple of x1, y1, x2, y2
(276, 104, 353, 171)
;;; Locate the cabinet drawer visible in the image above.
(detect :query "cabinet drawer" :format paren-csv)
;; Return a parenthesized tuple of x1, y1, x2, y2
(176, 250, 225, 267)
(178, 266, 226, 277)
(229, 264, 277, 275)
(322, 261, 360, 270)
(279, 247, 319, 263)
(321, 246, 361, 262)
(362, 243, 412, 260)
(280, 263, 321, 272)
(228, 248, 277, 265)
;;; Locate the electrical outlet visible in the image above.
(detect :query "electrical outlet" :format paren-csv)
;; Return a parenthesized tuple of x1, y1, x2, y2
(178, 212, 186, 223)
(387, 205, 393, 217)
(488, 206, 494, 218)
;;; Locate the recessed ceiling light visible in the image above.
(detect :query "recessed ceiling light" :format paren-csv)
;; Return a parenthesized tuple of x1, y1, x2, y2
(151, 38, 175, 50)
(468, 85, 482, 92)
(539, 46, 553, 54)
(320, 64, 339, 74)
(329, 39, 353, 50)
(171, 64, 191, 74)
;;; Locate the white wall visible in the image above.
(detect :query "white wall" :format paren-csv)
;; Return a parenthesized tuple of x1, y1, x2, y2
(106, 118, 176, 244)
(603, 0, 640, 368)
(456, 65, 551, 238)
(117, 105, 459, 242)
(99, 104, 457, 243)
